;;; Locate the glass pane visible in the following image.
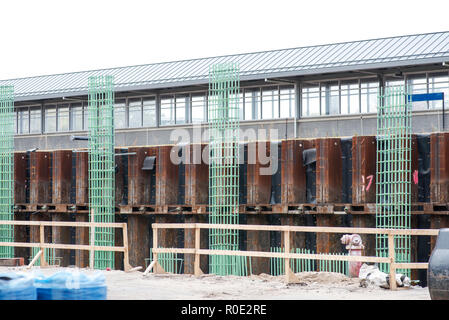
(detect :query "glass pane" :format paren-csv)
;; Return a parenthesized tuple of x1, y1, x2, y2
(191, 94, 206, 123)
(30, 107, 41, 134)
(429, 73, 449, 109)
(340, 84, 349, 115)
(18, 108, 29, 134)
(70, 103, 83, 131)
(176, 95, 187, 124)
(280, 87, 294, 118)
(45, 105, 56, 133)
(407, 76, 427, 111)
(129, 98, 142, 128)
(143, 97, 156, 127)
(244, 89, 260, 120)
(302, 86, 320, 116)
(160, 96, 175, 125)
(347, 83, 360, 114)
(58, 104, 69, 132)
(262, 88, 279, 119)
(361, 81, 379, 113)
(114, 99, 127, 128)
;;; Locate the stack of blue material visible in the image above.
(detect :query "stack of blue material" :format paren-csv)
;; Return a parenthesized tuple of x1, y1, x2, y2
(0, 273, 37, 300)
(35, 270, 107, 300)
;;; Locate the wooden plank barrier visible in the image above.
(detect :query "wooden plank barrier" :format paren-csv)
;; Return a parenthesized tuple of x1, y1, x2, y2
(0, 220, 132, 272)
(151, 223, 439, 290)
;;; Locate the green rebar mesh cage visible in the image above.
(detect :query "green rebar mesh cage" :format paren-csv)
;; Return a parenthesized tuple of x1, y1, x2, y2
(0, 86, 14, 258)
(88, 75, 115, 270)
(376, 85, 412, 277)
(208, 62, 248, 276)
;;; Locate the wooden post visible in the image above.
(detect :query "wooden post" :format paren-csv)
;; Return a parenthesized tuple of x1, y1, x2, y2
(284, 230, 299, 283)
(194, 225, 203, 276)
(39, 224, 48, 267)
(122, 223, 131, 272)
(152, 225, 164, 274)
(388, 233, 397, 290)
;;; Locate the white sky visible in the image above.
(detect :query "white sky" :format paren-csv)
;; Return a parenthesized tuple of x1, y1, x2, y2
(1, 0, 449, 80)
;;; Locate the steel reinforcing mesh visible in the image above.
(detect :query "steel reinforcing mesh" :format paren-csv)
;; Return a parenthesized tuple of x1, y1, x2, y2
(88, 76, 115, 270)
(208, 62, 247, 276)
(0, 86, 14, 258)
(376, 85, 412, 277)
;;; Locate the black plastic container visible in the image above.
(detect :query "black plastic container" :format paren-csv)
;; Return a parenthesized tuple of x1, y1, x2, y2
(428, 228, 449, 300)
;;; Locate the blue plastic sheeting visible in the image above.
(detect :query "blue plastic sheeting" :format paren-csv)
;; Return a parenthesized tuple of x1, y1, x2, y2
(411, 92, 444, 102)
(35, 270, 107, 300)
(0, 273, 37, 300)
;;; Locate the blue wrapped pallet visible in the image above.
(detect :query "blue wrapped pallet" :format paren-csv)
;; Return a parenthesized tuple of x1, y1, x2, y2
(0, 273, 37, 300)
(35, 270, 107, 300)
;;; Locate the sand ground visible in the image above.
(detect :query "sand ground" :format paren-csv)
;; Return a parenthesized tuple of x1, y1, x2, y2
(0, 266, 430, 300)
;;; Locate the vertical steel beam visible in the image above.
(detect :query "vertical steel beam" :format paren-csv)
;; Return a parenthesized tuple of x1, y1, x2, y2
(127, 214, 150, 268)
(246, 214, 270, 275)
(30, 152, 52, 204)
(185, 144, 209, 205)
(14, 153, 27, 203)
(52, 150, 72, 204)
(247, 141, 271, 204)
(156, 145, 179, 206)
(75, 151, 89, 205)
(184, 214, 208, 274)
(75, 213, 89, 267)
(281, 139, 314, 204)
(430, 132, 449, 203)
(128, 147, 153, 205)
(316, 138, 342, 204)
(352, 136, 376, 204)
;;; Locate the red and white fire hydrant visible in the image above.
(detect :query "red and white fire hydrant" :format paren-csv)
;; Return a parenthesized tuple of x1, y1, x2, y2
(340, 234, 364, 278)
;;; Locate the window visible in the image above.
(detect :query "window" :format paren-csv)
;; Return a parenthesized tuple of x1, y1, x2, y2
(280, 87, 295, 118)
(262, 87, 279, 119)
(429, 73, 449, 109)
(341, 82, 360, 114)
(302, 85, 320, 116)
(114, 99, 126, 128)
(160, 96, 175, 125)
(45, 105, 56, 133)
(128, 98, 142, 128)
(17, 108, 29, 134)
(57, 104, 69, 131)
(30, 107, 41, 133)
(175, 95, 187, 124)
(191, 94, 206, 123)
(244, 89, 260, 120)
(70, 103, 83, 131)
(407, 75, 427, 110)
(361, 81, 379, 113)
(143, 97, 156, 127)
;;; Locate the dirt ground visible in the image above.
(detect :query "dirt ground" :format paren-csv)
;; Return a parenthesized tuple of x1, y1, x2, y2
(0, 266, 430, 300)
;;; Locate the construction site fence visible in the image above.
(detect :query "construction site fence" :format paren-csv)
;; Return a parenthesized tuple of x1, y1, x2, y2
(151, 223, 439, 290)
(0, 220, 131, 271)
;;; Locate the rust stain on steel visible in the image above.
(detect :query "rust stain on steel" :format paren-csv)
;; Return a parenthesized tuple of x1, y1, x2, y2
(52, 150, 72, 204)
(115, 148, 126, 205)
(14, 153, 27, 203)
(281, 139, 314, 204)
(247, 141, 271, 204)
(75, 213, 89, 268)
(430, 132, 449, 203)
(75, 151, 88, 205)
(411, 134, 419, 203)
(127, 215, 151, 269)
(128, 147, 155, 205)
(30, 151, 52, 204)
(316, 138, 342, 204)
(156, 146, 179, 205)
(352, 136, 376, 204)
(185, 144, 209, 205)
